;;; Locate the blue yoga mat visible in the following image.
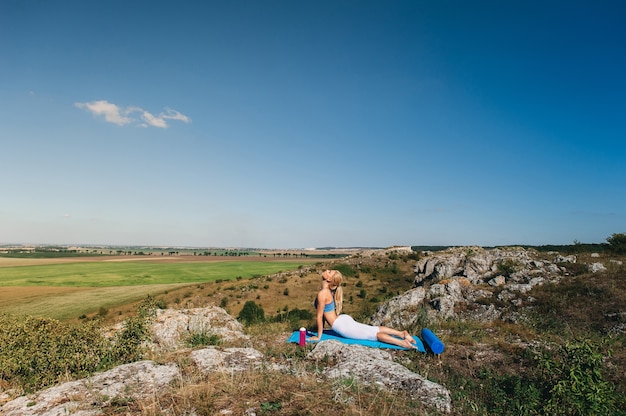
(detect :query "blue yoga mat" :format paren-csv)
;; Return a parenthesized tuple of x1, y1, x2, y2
(286, 329, 425, 352)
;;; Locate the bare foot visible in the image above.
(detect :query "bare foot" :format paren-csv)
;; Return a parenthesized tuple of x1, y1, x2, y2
(403, 331, 415, 344)
(402, 339, 418, 349)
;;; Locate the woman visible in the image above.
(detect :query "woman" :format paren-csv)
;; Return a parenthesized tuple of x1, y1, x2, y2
(308, 269, 419, 349)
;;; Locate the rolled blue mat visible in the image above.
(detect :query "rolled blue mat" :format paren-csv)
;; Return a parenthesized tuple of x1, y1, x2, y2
(421, 328, 444, 354)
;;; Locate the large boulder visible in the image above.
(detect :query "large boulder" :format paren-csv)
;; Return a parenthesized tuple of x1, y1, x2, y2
(1, 361, 180, 416)
(370, 287, 426, 328)
(150, 306, 248, 351)
(308, 340, 451, 413)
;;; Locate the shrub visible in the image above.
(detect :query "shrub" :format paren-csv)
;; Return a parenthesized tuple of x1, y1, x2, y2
(110, 314, 150, 364)
(238, 301, 265, 326)
(334, 264, 356, 277)
(537, 339, 618, 415)
(359, 265, 371, 273)
(497, 259, 521, 277)
(0, 315, 110, 391)
(187, 331, 221, 347)
(470, 369, 542, 416)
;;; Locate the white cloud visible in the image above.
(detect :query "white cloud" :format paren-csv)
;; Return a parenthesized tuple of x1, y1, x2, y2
(75, 100, 133, 126)
(75, 100, 191, 128)
(140, 110, 168, 128)
(162, 108, 190, 123)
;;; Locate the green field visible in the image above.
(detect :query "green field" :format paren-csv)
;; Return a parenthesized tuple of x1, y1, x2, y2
(0, 261, 306, 286)
(0, 260, 312, 320)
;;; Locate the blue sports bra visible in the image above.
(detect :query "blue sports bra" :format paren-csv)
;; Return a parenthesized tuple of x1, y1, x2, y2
(314, 298, 336, 312)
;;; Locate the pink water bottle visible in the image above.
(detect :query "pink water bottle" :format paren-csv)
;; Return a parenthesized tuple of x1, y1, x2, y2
(299, 327, 306, 346)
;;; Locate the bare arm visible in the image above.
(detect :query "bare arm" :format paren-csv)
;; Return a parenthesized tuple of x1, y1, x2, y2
(308, 291, 327, 341)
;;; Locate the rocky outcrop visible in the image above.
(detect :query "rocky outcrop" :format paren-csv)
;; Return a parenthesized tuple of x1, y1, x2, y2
(414, 247, 541, 285)
(1, 361, 180, 416)
(150, 306, 249, 351)
(370, 287, 426, 328)
(308, 340, 451, 413)
(373, 246, 609, 325)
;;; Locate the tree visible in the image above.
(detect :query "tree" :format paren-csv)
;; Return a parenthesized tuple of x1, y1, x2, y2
(606, 233, 626, 254)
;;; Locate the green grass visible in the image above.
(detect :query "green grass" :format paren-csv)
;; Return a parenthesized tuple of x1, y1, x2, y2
(0, 284, 186, 320)
(0, 261, 307, 287)
(0, 260, 313, 320)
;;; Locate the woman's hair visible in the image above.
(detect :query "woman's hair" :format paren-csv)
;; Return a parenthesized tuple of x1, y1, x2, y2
(329, 270, 343, 315)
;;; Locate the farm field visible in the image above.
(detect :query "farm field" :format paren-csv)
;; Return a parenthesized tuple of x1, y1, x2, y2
(0, 255, 316, 320)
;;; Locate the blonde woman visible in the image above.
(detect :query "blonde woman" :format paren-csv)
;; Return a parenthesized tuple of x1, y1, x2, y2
(308, 269, 419, 349)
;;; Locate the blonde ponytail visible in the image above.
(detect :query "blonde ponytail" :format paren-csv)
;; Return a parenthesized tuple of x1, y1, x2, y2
(330, 270, 343, 315)
(334, 285, 343, 315)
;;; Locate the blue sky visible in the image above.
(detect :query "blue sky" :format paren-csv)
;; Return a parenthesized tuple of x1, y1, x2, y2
(1, 1, 624, 248)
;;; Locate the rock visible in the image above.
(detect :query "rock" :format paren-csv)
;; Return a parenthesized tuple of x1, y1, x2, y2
(308, 341, 451, 413)
(150, 306, 248, 351)
(370, 287, 426, 328)
(507, 284, 533, 294)
(429, 296, 456, 319)
(191, 347, 284, 373)
(498, 290, 516, 302)
(385, 246, 414, 254)
(555, 254, 576, 263)
(488, 275, 506, 286)
(589, 262, 606, 273)
(427, 280, 466, 319)
(474, 304, 502, 322)
(463, 288, 493, 303)
(1, 361, 180, 416)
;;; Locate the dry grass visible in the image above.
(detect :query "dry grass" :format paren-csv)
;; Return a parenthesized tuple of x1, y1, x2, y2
(108, 357, 428, 416)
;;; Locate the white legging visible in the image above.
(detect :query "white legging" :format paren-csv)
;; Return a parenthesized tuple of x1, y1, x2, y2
(332, 314, 380, 341)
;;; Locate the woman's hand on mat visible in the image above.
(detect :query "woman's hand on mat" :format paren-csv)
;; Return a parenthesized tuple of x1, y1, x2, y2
(308, 335, 320, 341)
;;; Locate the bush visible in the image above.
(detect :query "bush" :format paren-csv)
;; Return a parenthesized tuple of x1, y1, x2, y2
(538, 339, 619, 415)
(0, 315, 110, 391)
(186, 331, 221, 347)
(0, 295, 158, 392)
(334, 264, 356, 277)
(238, 301, 265, 326)
(449, 338, 621, 415)
(111, 314, 150, 364)
(497, 259, 521, 277)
